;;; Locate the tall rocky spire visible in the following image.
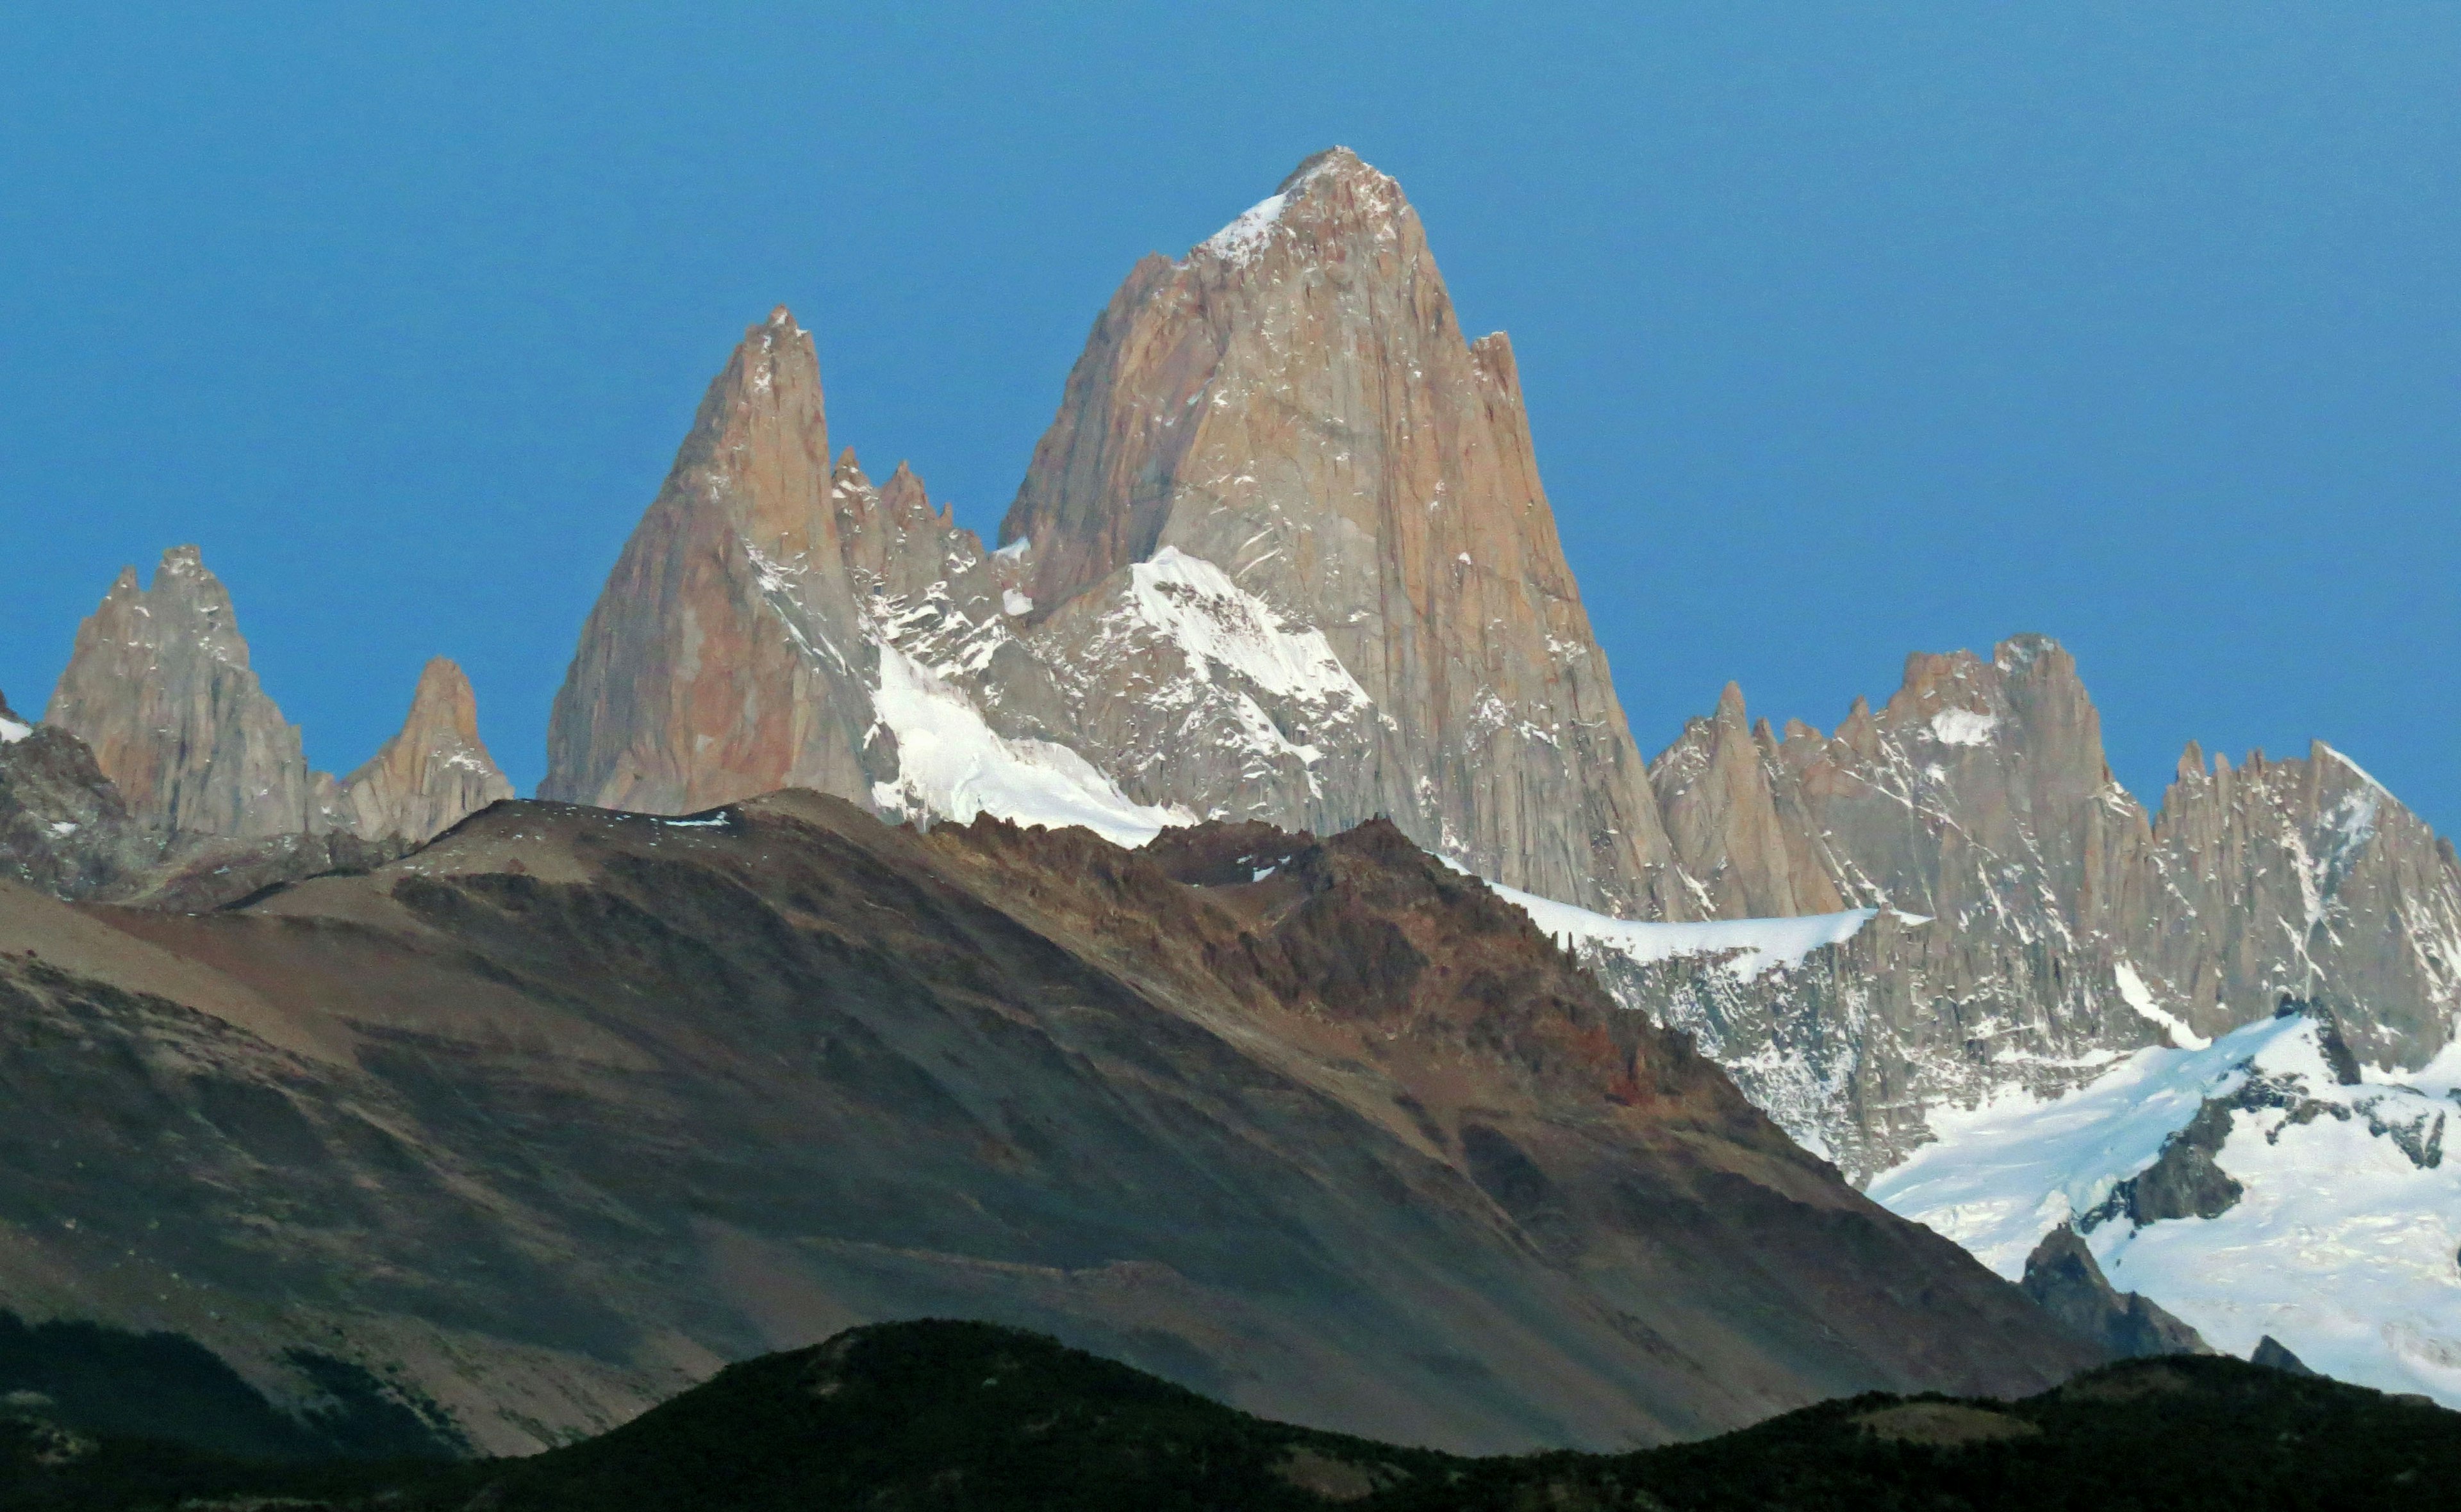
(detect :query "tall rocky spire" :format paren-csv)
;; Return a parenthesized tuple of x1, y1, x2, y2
(542, 308, 893, 812)
(999, 147, 1686, 916)
(46, 546, 318, 837)
(329, 657, 517, 843)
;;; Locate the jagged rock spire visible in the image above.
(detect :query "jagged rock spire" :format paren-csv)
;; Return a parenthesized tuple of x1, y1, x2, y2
(542, 307, 893, 812)
(998, 146, 1686, 916)
(46, 546, 318, 837)
(328, 658, 516, 843)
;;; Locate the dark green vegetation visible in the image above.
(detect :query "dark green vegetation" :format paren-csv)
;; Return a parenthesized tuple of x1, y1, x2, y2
(0, 1313, 456, 1461)
(4, 1318, 2455, 1510)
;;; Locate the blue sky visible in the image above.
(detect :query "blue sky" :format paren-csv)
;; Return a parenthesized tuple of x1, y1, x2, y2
(3, 4, 2454, 830)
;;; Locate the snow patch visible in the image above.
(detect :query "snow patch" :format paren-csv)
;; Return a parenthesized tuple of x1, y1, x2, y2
(1124, 548, 1371, 714)
(1002, 589, 1033, 617)
(2317, 742, 2392, 796)
(0, 714, 29, 744)
(2113, 960, 2209, 1049)
(1929, 708, 1999, 746)
(1200, 192, 1289, 266)
(869, 641, 1189, 848)
(1487, 879, 1882, 980)
(1871, 1013, 2461, 1406)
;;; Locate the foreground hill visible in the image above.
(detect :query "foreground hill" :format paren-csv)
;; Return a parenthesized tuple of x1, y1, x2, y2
(6, 1319, 2454, 1510)
(0, 792, 2086, 1452)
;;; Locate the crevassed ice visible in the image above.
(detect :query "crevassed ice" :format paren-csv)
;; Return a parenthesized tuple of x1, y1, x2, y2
(868, 641, 1189, 848)
(1870, 1014, 2461, 1407)
(1125, 547, 1370, 711)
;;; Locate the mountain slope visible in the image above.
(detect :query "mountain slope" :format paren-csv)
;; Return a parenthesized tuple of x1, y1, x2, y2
(1870, 1007, 2461, 1406)
(0, 795, 2090, 1454)
(997, 148, 1680, 915)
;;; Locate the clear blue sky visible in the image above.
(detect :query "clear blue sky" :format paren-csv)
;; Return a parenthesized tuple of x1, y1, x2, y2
(3, 4, 2454, 832)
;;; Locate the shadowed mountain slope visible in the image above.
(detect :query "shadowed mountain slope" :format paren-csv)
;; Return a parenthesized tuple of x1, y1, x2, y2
(0, 794, 2087, 1454)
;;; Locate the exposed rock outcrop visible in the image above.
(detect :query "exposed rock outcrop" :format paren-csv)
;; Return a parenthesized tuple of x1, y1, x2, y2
(327, 659, 515, 844)
(1652, 683, 1844, 919)
(46, 546, 322, 837)
(2021, 1225, 2210, 1359)
(22, 558, 485, 897)
(0, 686, 158, 898)
(2146, 742, 2461, 1065)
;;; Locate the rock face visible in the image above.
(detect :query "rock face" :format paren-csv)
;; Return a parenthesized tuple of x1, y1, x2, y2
(0, 686, 159, 898)
(998, 149, 1679, 916)
(21, 554, 505, 896)
(546, 151, 1684, 917)
(1600, 637, 2461, 1179)
(327, 659, 515, 844)
(2146, 743, 2461, 1065)
(2020, 1226, 2210, 1360)
(542, 309, 899, 814)
(47, 546, 320, 838)
(0, 798, 2094, 1454)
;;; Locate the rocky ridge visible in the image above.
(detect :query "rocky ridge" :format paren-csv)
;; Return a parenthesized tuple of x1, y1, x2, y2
(1592, 638, 2461, 1179)
(544, 150, 1685, 916)
(326, 658, 515, 845)
(6, 551, 515, 906)
(47, 546, 320, 839)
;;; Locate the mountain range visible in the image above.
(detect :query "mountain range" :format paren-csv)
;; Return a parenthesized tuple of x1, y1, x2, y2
(1, 145, 2455, 1445)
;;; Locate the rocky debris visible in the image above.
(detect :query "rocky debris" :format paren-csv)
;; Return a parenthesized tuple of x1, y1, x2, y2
(2251, 1336, 2317, 1377)
(46, 546, 325, 837)
(326, 659, 515, 844)
(0, 687, 158, 898)
(0, 794, 2094, 1454)
(2082, 1102, 2246, 1229)
(2022, 1226, 2211, 1359)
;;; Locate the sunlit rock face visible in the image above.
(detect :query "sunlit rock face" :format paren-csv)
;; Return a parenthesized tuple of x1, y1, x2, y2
(998, 148, 1685, 917)
(546, 151, 1686, 917)
(47, 545, 320, 838)
(327, 657, 515, 844)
